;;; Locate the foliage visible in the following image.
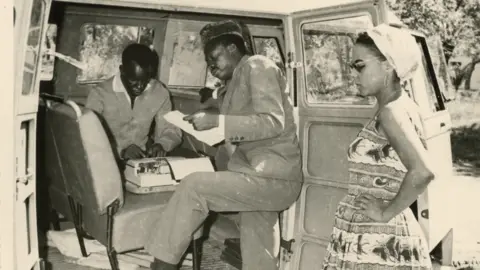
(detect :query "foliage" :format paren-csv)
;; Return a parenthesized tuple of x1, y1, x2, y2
(254, 37, 285, 72)
(387, 0, 480, 89)
(301, 16, 375, 104)
(77, 24, 154, 82)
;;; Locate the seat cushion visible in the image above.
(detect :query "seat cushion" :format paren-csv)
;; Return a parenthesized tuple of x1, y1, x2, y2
(83, 190, 174, 253)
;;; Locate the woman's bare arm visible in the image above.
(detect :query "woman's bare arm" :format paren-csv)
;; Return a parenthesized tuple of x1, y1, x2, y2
(378, 105, 435, 221)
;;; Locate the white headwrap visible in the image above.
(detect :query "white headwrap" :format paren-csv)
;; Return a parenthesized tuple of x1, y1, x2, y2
(366, 24, 422, 82)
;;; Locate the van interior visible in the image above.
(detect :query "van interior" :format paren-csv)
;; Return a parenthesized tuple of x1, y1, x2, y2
(7, 0, 460, 269)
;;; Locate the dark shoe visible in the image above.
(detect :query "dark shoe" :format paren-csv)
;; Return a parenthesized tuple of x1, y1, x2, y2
(150, 258, 178, 270)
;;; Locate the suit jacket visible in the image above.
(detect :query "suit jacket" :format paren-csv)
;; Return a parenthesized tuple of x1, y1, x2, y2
(85, 76, 182, 156)
(215, 55, 302, 182)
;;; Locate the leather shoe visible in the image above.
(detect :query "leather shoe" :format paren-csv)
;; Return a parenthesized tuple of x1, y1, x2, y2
(150, 258, 178, 270)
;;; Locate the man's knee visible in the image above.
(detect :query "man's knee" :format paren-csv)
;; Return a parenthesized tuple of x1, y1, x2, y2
(176, 171, 216, 199)
(180, 172, 207, 189)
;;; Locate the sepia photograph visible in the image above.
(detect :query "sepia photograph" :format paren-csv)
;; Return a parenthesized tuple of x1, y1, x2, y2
(3, 0, 480, 269)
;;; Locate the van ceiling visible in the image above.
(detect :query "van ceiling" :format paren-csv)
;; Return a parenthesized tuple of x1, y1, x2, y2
(52, 0, 368, 17)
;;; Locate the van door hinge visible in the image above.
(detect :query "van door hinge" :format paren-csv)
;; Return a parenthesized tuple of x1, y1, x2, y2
(286, 52, 302, 69)
(286, 61, 302, 69)
(281, 238, 295, 262)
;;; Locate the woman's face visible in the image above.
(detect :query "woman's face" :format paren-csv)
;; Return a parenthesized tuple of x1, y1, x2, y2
(351, 44, 388, 97)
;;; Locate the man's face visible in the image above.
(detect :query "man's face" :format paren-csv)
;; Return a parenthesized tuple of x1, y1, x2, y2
(205, 43, 237, 81)
(120, 61, 152, 96)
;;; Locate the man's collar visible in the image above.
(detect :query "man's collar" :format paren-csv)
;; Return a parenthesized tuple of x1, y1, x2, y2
(232, 55, 249, 78)
(113, 72, 127, 93)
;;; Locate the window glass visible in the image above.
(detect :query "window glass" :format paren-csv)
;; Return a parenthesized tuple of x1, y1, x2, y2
(254, 37, 285, 72)
(301, 15, 375, 105)
(417, 40, 442, 112)
(168, 29, 208, 87)
(77, 24, 155, 83)
(22, 0, 46, 95)
(426, 36, 454, 101)
(40, 24, 57, 81)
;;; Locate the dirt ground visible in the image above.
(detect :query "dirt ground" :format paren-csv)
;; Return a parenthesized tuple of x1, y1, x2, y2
(445, 89, 480, 268)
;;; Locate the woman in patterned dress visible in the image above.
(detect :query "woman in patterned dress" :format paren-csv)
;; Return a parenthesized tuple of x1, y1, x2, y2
(322, 24, 435, 270)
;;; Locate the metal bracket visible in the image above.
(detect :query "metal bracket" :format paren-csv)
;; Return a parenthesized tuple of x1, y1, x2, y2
(286, 61, 303, 69)
(281, 238, 295, 262)
(421, 209, 429, 219)
(16, 173, 33, 185)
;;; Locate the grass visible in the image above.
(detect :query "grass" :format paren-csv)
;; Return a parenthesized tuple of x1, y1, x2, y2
(446, 89, 480, 177)
(444, 89, 480, 269)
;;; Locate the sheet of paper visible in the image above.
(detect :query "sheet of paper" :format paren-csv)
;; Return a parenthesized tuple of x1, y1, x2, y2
(164, 110, 224, 146)
(168, 157, 215, 180)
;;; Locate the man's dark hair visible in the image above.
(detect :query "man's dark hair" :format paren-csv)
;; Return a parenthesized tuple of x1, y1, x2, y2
(355, 32, 386, 60)
(122, 43, 157, 70)
(204, 34, 248, 56)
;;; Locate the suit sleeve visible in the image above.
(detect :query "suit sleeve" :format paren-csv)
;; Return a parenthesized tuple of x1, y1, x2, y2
(224, 61, 286, 142)
(153, 87, 183, 152)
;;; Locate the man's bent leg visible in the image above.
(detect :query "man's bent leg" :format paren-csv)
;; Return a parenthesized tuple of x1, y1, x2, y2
(145, 171, 301, 265)
(144, 179, 208, 264)
(240, 211, 281, 270)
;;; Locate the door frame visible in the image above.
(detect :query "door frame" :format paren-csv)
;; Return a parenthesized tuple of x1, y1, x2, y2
(1, 3, 16, 269)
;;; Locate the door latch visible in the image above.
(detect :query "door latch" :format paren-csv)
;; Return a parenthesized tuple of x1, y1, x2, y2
(16, 173, 33, 185)
(281, 238, 295, 262)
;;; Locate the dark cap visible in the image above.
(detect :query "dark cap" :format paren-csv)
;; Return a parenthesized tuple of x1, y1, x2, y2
(200, 20, 245, 49)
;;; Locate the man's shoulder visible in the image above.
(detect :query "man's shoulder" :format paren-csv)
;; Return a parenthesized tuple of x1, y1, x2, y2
(148, 79, 171, 97)
(244, 55, 279, 71)
(89, 77, 115, 95)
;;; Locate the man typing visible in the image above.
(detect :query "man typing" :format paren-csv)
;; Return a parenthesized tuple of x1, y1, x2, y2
(85, 43, 182, 160)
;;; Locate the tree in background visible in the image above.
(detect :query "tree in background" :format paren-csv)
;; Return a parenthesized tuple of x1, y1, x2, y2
(387, 0, 480, 90)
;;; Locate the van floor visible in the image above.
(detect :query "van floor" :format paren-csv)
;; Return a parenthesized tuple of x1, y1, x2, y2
(42, 241, 236, 270)
(38, 214, 240, 270)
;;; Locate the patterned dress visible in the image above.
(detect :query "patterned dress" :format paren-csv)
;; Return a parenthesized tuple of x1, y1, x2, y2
(323, 96, 432, 270)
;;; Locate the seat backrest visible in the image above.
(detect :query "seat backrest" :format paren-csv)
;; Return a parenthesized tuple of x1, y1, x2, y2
(42, 101, 72, 218)
(43, 99, 124, 215)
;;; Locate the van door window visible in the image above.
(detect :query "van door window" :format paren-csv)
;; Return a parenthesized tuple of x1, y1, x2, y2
(77, 24, 155, 83)
(168, 29, 209, 87)
(301, 15, 375, 106)
(40, 24, 57, 81)
(23, 0, 46, 95)
(426, 36, 454, 101)
(165, 20, 224, 89)
(253, 37, 285, 72)
(416, 40, 446, 113)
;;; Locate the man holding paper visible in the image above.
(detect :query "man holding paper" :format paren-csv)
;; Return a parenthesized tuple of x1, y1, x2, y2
(146, 20, 302, 270)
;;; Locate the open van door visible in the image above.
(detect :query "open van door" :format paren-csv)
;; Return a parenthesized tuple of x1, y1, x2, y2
(10, 0, 52, 268)
(280, 1, 389, 269)
(410, 33, 454, 263)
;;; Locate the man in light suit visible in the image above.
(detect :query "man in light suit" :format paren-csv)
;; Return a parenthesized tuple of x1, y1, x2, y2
(146, 20, 303, 270)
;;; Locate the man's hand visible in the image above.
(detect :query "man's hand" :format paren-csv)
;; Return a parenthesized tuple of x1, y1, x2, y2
(183, 110, 219, 131)
(122, 144, 146, 160)
(146, 143, 166, 158)
(199, 87, 214, 103)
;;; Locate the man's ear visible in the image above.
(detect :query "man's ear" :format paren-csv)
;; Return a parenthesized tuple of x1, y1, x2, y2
(119, 64, 124, 75)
